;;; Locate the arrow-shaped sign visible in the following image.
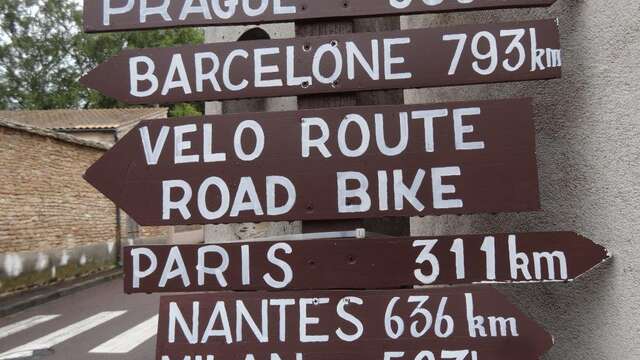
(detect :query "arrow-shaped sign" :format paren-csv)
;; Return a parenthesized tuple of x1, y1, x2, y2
(156, 286, 554, 360)
(85, 0, 558, 33)
(84, 0, 556, 32)
(84, 99, 541, 226)
(124, 232, 609, 294)
(80, 19, 561, 105)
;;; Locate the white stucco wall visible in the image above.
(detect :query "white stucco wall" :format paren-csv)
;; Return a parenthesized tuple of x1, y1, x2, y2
(403, 2, 638, 359)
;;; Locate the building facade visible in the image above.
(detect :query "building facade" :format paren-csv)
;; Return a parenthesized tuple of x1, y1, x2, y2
(0, 109, 170, 294)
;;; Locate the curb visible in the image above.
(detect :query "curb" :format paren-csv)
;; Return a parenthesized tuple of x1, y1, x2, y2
(0, 269, 123, 317)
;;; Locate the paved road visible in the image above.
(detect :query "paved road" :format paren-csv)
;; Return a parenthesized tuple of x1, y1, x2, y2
(0, 278, 162, 360)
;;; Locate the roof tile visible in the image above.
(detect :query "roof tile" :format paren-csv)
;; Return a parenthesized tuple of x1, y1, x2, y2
(0, 108, 168, 130)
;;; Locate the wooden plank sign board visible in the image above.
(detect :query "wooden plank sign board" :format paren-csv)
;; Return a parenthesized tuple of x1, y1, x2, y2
(80, 20, 562, 104)
(85, 0, 558, 33)
(124, 232, 609, 294)
(83, 98, 540, 226)
(156, 287, 553, 360)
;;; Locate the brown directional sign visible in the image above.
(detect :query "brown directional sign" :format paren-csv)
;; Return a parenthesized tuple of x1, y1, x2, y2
(124, 232, 609, 294)
(156, 286, 553, 360)
(80, 19, 562, 105)
(84, 0, 558, 33)
(84, 98, 540, 226)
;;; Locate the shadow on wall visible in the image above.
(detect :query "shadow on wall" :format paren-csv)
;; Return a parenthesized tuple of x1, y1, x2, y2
(406, 1, 628, 359)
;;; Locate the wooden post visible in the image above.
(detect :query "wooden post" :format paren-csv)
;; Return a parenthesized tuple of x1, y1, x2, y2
(296, 17, 410, 236)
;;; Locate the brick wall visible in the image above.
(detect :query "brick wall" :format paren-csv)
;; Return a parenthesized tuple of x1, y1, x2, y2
(139, 226, 170, 239)
(0, 126, 117, 253)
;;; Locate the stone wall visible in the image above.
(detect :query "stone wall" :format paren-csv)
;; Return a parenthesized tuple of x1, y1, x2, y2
(0, 124, 120, 293)
(0, 126, 116, 253)
(403, 2, 638, 359)
(0, 122, 171, 294)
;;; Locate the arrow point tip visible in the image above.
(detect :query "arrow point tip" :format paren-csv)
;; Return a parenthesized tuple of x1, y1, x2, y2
(79, 70, 96, 89)
(83, 160, 124, 208)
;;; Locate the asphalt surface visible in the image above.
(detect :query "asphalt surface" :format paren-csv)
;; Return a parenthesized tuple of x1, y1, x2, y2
(0, 278, 162, 360)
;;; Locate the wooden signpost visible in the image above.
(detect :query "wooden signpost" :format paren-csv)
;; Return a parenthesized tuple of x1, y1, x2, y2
(156, 287, 553, 360)
(85, 0, 558, 33)
(78, 1, 611, 360)
(80, 19, 562, 104)
(123, 232, 608, 294)
(84, 99, 540, 226)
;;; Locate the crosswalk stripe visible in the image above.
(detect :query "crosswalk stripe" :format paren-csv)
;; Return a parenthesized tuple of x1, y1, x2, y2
(89, 315, 158, 354)
(0, 315, 60, 341)
(0, 311, 126, 360)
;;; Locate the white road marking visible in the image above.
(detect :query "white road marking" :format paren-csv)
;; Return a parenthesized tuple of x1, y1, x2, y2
(0, 311, 126, 359)
(89, 315, 158, 354)
(0, 315, 60, 340)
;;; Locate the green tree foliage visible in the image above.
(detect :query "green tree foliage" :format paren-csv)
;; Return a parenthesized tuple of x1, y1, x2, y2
(169, 103, 205, 118)
(0, 0, 204, 114)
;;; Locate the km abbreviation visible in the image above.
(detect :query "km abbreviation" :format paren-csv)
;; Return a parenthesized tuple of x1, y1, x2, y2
(465, 293, 519, 338)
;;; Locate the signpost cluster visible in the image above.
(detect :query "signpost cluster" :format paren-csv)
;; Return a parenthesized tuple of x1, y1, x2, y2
(81, 1, 610, 359)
